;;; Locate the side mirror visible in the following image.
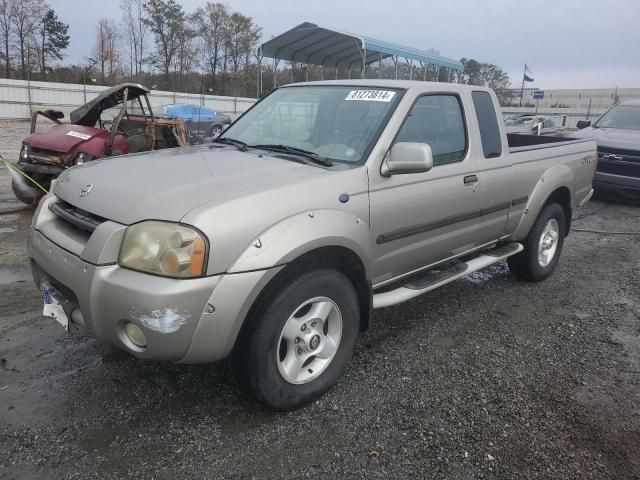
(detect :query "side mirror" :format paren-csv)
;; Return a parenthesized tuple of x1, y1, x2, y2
(381, 142, 434, 177)
(576, 120, 591, 129)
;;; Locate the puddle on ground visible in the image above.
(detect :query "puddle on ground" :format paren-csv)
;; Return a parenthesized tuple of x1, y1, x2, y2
(432, 335, 457, 349)
(0, 268, 32, 285)
(0, 214, 18, 223)
(0, 226, 16, 233)
(464, 262, 510, 284)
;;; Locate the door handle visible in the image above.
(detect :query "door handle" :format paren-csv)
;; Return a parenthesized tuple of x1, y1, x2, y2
(464, 175, 479, 185)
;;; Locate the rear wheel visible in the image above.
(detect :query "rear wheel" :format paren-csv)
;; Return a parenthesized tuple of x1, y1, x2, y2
(233, 268, 359, 410)
(508, 203, 566, 281)
(209, 124, 223, 138)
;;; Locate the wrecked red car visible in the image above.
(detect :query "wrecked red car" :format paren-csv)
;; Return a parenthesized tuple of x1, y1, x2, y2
(13, 83, 188, 205)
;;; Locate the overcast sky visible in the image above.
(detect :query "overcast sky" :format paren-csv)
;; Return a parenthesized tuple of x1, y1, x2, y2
(48, 0, 640, 90)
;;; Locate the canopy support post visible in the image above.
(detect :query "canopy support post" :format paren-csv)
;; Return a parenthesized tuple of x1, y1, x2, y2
(306, 64, 309, 81)
(379, 53, 382, 78)
(256, 49, 262, 98)
(361, 42, 367, 79)
(290, 62, 294, 83)
(422, 61, 426, 81)
(394, 56, 398, 79)
(272, 58, 278, 89)
(408, 58, 413, 80)
(321, 64, 324, 80)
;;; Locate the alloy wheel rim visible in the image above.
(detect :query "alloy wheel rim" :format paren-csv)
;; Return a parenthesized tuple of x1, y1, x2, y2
(538, 218, 560, 267)
(276, 296, 343, 384)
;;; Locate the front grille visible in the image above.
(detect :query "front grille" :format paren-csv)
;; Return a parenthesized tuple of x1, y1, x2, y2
(28, 147, 66, 165)
(49, 201, 106, 233)
(597, 146, 640, 178)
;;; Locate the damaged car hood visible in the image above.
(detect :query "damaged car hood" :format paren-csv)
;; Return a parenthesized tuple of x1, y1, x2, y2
(24, 124, 107, 153)
(53, 146, 331, 225)
(70, 83, 149, 126)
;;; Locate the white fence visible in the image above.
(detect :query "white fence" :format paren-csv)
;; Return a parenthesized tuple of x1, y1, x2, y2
(0, 78, 256, 119)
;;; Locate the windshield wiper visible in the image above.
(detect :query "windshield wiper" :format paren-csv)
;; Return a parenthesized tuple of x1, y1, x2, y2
(250, 144, 333, 167)
(211, 137, 248, 152)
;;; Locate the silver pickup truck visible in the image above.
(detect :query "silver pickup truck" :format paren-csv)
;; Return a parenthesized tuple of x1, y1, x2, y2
(28, 80, 596, 410)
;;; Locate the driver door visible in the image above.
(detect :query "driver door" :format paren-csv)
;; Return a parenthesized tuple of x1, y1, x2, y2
(369, 93, 489, 286)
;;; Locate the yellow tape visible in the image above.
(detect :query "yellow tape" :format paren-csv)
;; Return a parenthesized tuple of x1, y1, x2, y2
(0, 155, 49, 194)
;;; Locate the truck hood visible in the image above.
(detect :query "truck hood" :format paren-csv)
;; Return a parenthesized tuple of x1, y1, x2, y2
(571, 127, 640, 151)
(53, 146, 331, 225)
(25, 124, 107, 153)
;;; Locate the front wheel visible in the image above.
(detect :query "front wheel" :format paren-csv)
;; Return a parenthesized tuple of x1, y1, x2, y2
(233, 268, 359, 410)
(508, 202, 566, 281)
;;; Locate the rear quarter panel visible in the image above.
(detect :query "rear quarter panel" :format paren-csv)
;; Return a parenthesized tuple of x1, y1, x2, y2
(507, 139, 597, 240)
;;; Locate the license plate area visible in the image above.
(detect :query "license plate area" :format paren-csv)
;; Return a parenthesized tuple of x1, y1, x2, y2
(40, 279, 71, 332)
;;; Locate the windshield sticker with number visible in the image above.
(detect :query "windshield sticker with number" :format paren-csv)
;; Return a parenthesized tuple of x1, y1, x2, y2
(345, 90, 396, 102)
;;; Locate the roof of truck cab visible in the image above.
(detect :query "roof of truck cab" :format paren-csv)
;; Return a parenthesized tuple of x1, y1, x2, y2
(284, 79, 491, 92)
(620, 99, 640, 106)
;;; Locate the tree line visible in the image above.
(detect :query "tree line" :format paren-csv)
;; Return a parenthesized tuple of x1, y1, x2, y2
(0, 0, 69, 81)
(0, 0, 512, 101)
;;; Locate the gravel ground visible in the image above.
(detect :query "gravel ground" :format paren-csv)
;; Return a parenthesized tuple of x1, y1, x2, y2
(1, 120, 640, 479)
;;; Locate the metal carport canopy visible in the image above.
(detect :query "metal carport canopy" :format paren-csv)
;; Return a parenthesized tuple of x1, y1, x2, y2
(258, 22, 463, 72)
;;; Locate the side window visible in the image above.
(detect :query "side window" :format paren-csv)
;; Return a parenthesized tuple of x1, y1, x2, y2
(543, 119, 555, 128)
(471, 91, 502, 158)
(395, 95, 467, 166)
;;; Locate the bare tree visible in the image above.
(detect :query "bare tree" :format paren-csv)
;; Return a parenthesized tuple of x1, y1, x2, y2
(143, 0, 186, 80)
(92, 18, 119, 83)
(120, 0, 147, 78)
(224, 12, 260, 95)
(173, 20, 197, 91)
(10, 0, 45, 79)
(194, 2, 228, 93)
(0, 0, 14, 77)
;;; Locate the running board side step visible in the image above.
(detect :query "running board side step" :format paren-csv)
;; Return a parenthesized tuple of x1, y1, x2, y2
(372, 243, 524, 309)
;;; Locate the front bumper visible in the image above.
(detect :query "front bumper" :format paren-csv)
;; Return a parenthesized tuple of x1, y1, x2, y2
(29, 227, 281, 363)
(593, 172, 640, 197)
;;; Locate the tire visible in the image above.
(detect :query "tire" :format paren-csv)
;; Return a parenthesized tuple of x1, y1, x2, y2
(233, 268, 360, 410)
(508, 202, 566, 281)
(209, 124, 223, 138)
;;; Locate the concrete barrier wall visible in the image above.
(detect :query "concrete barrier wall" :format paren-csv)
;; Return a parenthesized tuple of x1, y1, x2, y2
(0, 78, 256, 119)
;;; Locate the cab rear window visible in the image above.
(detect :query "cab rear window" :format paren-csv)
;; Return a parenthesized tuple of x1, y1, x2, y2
(472, 91, 502, 158)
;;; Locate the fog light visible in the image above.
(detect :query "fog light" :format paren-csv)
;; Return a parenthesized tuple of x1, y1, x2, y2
(124, 321, 147, 348)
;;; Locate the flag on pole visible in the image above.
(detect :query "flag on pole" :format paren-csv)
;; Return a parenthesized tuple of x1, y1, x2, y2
(523, 64, 534, 82)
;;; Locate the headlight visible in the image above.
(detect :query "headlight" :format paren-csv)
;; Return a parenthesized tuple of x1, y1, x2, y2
(21, 144, 29, 160)
(119, 221, 207, 278)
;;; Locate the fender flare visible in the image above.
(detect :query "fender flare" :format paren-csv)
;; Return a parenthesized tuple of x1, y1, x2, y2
(227, 209, 372, 277)
(512, 163, 575, 241)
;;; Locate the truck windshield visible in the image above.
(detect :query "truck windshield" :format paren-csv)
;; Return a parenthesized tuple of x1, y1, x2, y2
(220, 86, 402, 164)
(595, 105, 640, 130)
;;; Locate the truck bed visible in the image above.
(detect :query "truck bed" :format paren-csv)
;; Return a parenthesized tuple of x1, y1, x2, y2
(507, 133, 587, 152)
